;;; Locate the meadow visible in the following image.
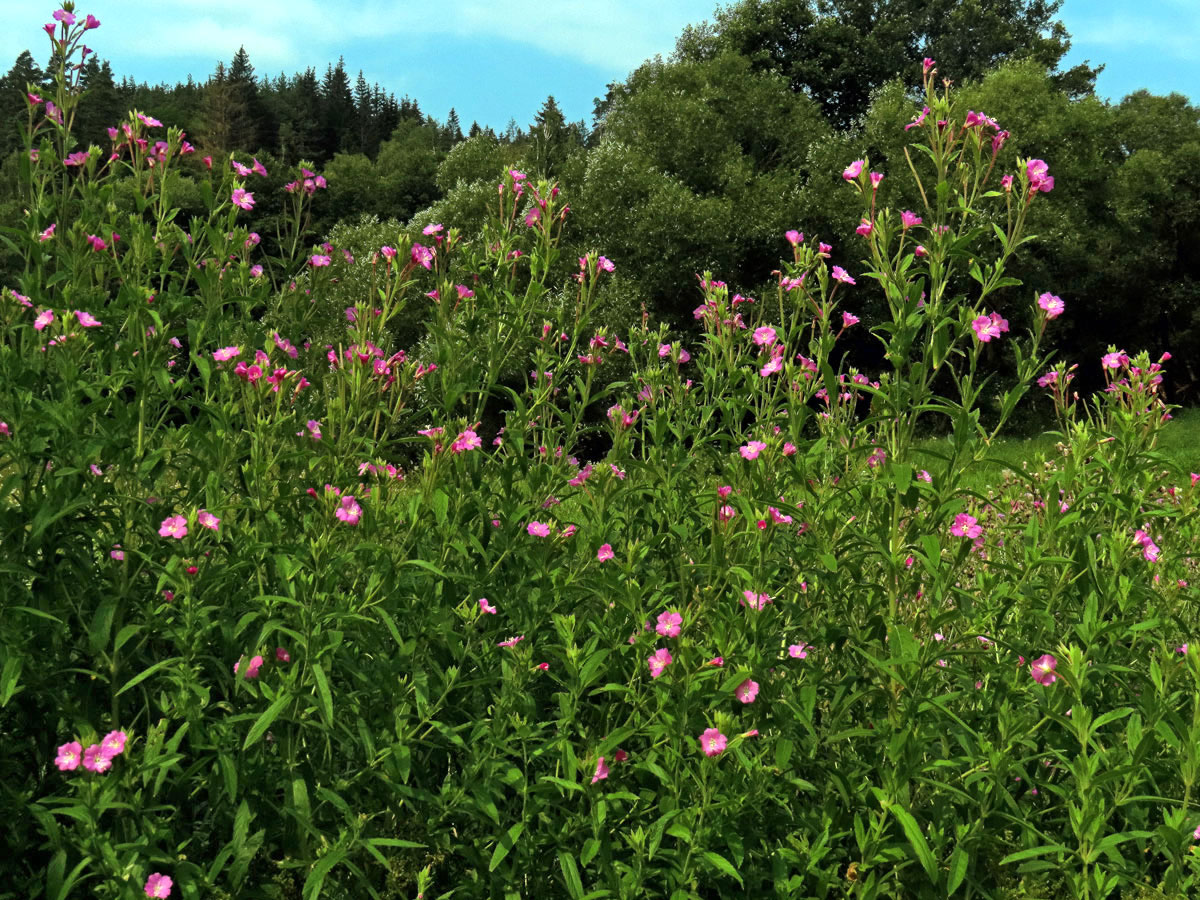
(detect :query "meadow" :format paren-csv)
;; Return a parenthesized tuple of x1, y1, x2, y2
(2, 10, 1200, 900)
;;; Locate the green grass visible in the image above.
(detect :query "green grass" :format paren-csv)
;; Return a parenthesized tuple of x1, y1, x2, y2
(913, 408, 1200, 490)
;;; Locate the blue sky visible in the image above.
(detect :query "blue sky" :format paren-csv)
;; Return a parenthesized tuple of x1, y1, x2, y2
(2, 0, 1197, 131)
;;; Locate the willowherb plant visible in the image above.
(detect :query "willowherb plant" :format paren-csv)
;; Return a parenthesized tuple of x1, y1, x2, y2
(1, 14, 1199, 900)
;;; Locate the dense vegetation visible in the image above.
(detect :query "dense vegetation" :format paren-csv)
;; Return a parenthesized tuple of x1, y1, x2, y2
(3, 0, 1200, 399)
(2, 4, 1200, 900)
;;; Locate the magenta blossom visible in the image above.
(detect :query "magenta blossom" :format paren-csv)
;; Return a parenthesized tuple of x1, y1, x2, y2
(841, 311, 859, 328)
(99, 730, 127, 758)
(497, 635, 524, 648)
(785, 229, 803, 246)
(901, 210, 922, 228)
(647, 647, 673, 678)
(741, 590, 771, 610)
(158, 515, 187, 539)
(656, 611, 683, 638)
(788, 643, 810, 659)
(235, 655, 264, 679)
(82, 744, 112, 773)
(740, 440, 767, 460)
(34, 309, 54, 331)
(1030, 654, 1058, 686)
(1026, 159, 1054, 193)
(55, 741, 83, 771)
(950, 513, 982, 539)
(75, 310, 102, 327)
(842, 159, 864, 181)
(479, 598, 497, 614)
(309, 254, 331, 267)
(230, 188, 255, 210)
(971, 312, 1009, 342)
(753, 325, 777, 347)
(144, 873, 173, 898)
(699, 727, 727, 757)
(451, 429, 482, 453)
(412, 243, 434, 269)
(213, 345, 240, 362)
(831, 266, 855, 285)
(527, 521, 551, 537)
(736, 678, 759, 704)
(196, 509, 220, 531)
(591, 756, 609, 784)
(335, 496, 362, 525)
(1038, 292, 1064, 319)
(597, 543, 614, 562)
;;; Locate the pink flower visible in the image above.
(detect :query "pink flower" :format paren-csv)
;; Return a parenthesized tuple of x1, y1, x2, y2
(950, 513, 982, 539)
(144, 873, 173, 898)
(1101, 350, 1129, 370)
(656, 611, 683, 638)
(856, 218, 873, 236)
(1030, 654, 1058, 686)
(753, 326, 777, 347)
(479, 597, 498, 614)
(536, 662, 549, 671)
(1026, 159, 1054, 193)
(597, 543, 614, 562)
(39, 224, 56, 241)
(717, 485, 733, 499)
(1038, 292, 1064, 319)
(64, 150, 90, 167)
(741, 590, 771, 610)
(831, 266, 855, 285)
(196, 509, 220, 531)
(923, 57, 935, 73)
(591, 757, 609, 784)
(841, 311, 859, 328)
(75, 310, 102, 327)
(788, 643, 810, 659)
(158, 515, 187, 539)
(1001, 174, 1014, 192)
(235, 654, 264, 679)
(335, 496, 362, 525)
(82, 744, 112, 773)
(708, 657, 724, 667)
(86, 234, 107, 251)
(99, 730, 127, 758)
(971, 312, 1009, 342)
(870, 172, 883, 188)
(527, 521, 551, 537)
(736, 678, 759, 703)
(785, 229, 803, 246)
(759, 355, 783, 377)
(647, 647, 673, 678)
(53, 8, 76, 25)
(718, 504, 736, 522)
(699, 728, 727, 757)
(213, 345, 240, 362)
(231, 188, 255, 210)
(901, 210, 922, 228)
(451, 429, 482, 453)
(842, 159, 864, 181)
(497, 635, 524, 648)
(55, 741, 83, 771)
(740, 440, 767, 460)
(423, 223, 444, 235)
(110, 546, 124, 560)
(309, 254, 331, 267)
(412, 243, 434, 269)
(276, 647, 291, 663)
(34, 310, 54, 331)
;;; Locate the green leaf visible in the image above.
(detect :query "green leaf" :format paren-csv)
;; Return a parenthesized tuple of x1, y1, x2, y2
(302, 847, 347, 900)
(701, 851, 743, 886)
(559, 851, 584, 899)
(947, 843, 968, 895)
(489, 822, 524, 872)
(115, 657, 180, 697)
(243, 692, 291, 750)
(1000, 844, 1066, 865)
(311, 662, 334, 727)
(890, 804, 937, 882)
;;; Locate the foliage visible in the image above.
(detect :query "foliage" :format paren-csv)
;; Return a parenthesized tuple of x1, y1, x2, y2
(3, 12, 1200, 900)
